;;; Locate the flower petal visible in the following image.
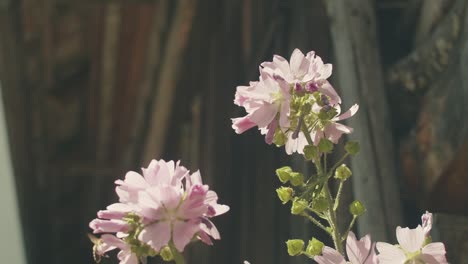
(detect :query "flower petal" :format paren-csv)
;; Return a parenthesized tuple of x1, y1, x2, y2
(314, 246, 346, 264)
(376, 242, 406, 264)
(346, 232, 372, 264)
(138, 222, 171, 251)
(421, 242, 447, 263)
(232, 117, 257, 134)
(172, 220, 201, 252)
(290, 49, 309, 78)
(396, 226, 425, 253)
(334, 104, 359, 121)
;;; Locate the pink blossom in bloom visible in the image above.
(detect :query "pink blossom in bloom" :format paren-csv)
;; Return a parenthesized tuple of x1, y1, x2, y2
(115, 159, 189, 204)
(376, 226, 447, 264)
(314, 232, 378, 264)
(261, 48, 332, 89)
(89, 159, 229, 261)
(137, 169, 228, 252)
(232, 69, 291, 144)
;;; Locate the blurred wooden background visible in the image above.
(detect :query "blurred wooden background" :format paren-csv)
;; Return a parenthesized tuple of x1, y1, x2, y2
(0, 0, 467, 263)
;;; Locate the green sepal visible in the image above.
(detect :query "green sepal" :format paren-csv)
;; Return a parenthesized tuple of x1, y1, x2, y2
(318, 138, 333, 153)
(305, 238, 324, 257)
(345, 141, 360, 156)
(286, 239, 304, 256)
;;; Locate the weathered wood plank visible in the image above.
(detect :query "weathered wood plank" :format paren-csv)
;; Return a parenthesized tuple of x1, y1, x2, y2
(142, 0, 197, 163)
(400, 1, 468, 214)
(325, 0, 403, 241)
(123, 0, 167, 167)
(96, 4, 121, 163)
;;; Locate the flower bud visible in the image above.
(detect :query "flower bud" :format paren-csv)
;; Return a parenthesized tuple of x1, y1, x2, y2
(276, 187, 293, 204)
(305, 238, 324, 257)
(311, 196, 328, 213)
(286, 239, 304, 256)
(335, 164, 352, 181)
(303, 145, 319, 161)
(160, 246, 173, 261)
(349, 200, 366, 216)
(291, 198, 308, 215)
(345, 141, 360, 156)
(276, 166, 293, 183)
(318, 138, 333, 153)
(289, 172, 304, 186)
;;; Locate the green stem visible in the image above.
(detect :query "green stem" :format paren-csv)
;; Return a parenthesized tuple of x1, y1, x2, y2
(172, 248, 185, 264)
(342, 216, 357, 242)
(301, 122, 314, 147)
(300, 121, 343, 254)
(324, 183, 344, 254)
(301, 212, 331, 235)
(326, 153, 350, 178)
(333, 180, 345, 212)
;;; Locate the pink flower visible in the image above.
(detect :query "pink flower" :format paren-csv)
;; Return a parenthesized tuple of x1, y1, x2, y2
(376, 226, 447, 264)
(261, 49, 332, 88)
(89, 159, 229, 261)
(115, 160, 189, 203)
(137, 169, 228, 252)
(232, 70, 291, 144)
(314, 232, 378, 264)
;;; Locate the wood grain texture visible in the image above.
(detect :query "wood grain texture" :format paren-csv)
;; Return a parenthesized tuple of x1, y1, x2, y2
(142, 0, 197, 164)
(325, 0, 403, 241)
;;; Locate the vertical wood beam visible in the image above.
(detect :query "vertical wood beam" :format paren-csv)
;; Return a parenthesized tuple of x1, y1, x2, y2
(325, 0, 403, 241)
(97, 4, 121, 163)
(142, 0, 197, 163)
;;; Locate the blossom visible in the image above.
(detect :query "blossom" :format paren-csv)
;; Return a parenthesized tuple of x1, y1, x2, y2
(261, 48, 332, 88)
(231, 49, 359, 155)
(232, 69, 291, 144)
(376, 226, 447, 264)
(89, 159, 229, 261)
(314, 232, 378, 264)
(137, 169, 228, 252)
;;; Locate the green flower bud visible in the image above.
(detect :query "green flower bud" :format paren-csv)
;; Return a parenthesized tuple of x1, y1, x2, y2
(305, 238, 324, 257)
(349, 200, 366, 216)
(286, 239, 304, 256)
(311, 196, 329, 213)
(160, 246, 173, 261)
(318, 138, 333, 153)
(273, 129, 287, 147)
(345, 141, 360, 156)
(276, 166, 293, 183)
(291, 198, 308, 215)
(276, 187, 293, 204)
(289, 172, 304, 186)
(303, 145, 319, 161)
(335, 164, 352, 181)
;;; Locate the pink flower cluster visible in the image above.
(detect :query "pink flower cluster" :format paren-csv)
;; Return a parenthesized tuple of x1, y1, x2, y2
(89, 160, 229, 263)
(314, 212, 447, 264)
(232, 49, 358, 154)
